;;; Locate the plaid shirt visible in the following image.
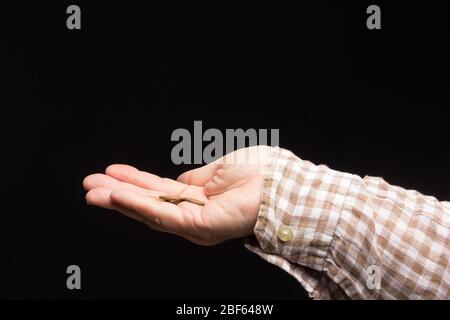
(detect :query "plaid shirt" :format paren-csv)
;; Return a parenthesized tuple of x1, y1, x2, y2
(245, 147, 450, 299)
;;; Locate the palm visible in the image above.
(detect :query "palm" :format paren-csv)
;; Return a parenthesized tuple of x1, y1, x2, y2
(83, 150, 264, 245)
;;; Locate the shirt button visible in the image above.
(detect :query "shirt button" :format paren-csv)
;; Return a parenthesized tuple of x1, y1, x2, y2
(277, 225, 293, 242)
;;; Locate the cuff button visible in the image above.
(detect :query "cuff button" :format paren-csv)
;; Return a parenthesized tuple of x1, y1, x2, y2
(277, 225, 293, 242)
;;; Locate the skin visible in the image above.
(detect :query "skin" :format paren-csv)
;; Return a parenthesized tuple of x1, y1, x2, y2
(83, 146, 273, 245)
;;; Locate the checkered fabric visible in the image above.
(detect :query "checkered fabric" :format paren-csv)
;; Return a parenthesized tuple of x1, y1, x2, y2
(245, 147, 450, 299)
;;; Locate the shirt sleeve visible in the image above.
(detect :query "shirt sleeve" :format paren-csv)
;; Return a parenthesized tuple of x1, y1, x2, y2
(245, 147, 450, 299)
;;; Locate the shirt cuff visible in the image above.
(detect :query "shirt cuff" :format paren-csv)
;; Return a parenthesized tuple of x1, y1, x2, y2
(245, 147, 357, 299)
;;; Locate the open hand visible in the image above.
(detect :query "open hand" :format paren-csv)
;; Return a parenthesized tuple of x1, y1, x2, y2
(83, 146, 272, 245)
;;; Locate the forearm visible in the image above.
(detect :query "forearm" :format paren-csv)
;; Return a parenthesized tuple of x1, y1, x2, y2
(246, 147, 450, 299)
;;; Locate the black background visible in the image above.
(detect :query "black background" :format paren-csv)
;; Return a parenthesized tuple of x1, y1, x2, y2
(1, 1, 449, 299)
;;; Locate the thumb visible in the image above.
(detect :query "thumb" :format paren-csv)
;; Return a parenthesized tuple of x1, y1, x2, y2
(177, 162, 221, 186)
(204, 164, 257, 196)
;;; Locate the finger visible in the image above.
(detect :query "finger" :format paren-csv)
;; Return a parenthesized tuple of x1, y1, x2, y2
(86, 188, 209, 242)
(85, 186, 146, 221)
(83, 173, 126, 191)
(85, 186, 145, 219)
(177, 146, 268, 187)
(86, 186, 116, 209)
(203, 165, 245, 196)
(110, 189, 188, 233)
(106, 164, 186, 194)
(83, 173, 160, 196)
(85, 187, 168, 232)
(177, 163, 221, 186)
